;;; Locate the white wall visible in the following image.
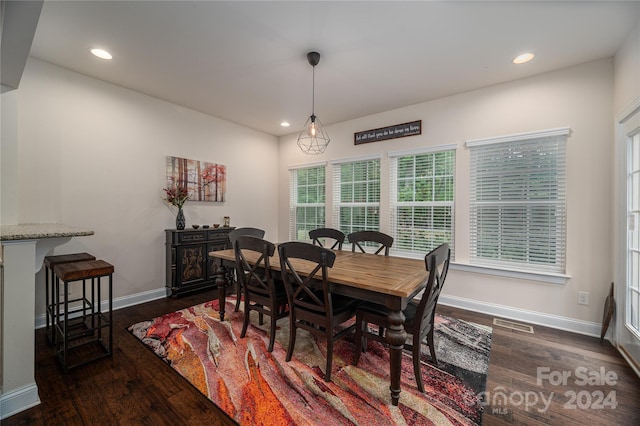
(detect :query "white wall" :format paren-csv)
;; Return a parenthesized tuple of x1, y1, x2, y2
(614, 21, 640, 116)
(278, 59, 615, 328)
(1, 91, 19, 225)
(15, 58, 279, 315)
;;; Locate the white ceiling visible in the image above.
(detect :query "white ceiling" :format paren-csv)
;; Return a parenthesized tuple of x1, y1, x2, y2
(28, 1, 640, 137)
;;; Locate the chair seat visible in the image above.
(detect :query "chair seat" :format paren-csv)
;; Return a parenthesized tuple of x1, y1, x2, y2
(250, 281, 287, 299)
(273, 280, 288, 298)
(358, 300, 418, 327)
(298, 292, 360, 315)
(239, 271, 287, 293)
(333, 294, 361, 313)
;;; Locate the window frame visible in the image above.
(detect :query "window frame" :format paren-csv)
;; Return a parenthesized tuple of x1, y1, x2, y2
(389, 144, 456, 259)
(331, 155, 382, 238)
(466, 127, 570, 274)
(624, 114, 640, 339)
(288, 162, 327, 241)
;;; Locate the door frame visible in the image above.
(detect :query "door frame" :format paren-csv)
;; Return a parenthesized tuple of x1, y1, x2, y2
(615, 97, 640, 377)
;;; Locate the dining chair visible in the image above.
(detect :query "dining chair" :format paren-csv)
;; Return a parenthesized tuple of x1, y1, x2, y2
(309, 227, 346, 250)
(228, 227, 266, 244)
(234, 235, 288, 352)
(228, 227, 266, 312)
(352, 243, 451, 393)
(278, 241, 359, 382)
(347, 230, 393, 255)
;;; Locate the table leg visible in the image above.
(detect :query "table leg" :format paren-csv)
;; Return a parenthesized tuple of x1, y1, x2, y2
(215, 263, 229, 321)
(386, 309, 406, 406)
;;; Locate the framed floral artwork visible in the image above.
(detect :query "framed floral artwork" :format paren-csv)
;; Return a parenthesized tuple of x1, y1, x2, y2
(166, 155, 226, 202)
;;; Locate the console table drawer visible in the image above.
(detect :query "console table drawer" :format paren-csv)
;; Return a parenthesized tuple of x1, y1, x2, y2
(207, 230, 232, 240)
(179, 231, 206, 243)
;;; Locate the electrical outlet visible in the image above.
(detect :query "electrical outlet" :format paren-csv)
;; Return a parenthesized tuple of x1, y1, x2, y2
(577, 291, 590, 306)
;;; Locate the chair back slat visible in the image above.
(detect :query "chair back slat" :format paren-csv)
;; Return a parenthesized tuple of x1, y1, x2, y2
(278, 242, 336, 316)
(414, 243, 451, 338)
(234, 235, 275, 298)
(352, 242, 450, 391)
(228, 227, 267, 313)
(234, 235, 288, 353)
(309, 228, 346, 250)
(228, 227, 266, 245)
(279, 241, 356, 382)
(347, 230, 393, 255)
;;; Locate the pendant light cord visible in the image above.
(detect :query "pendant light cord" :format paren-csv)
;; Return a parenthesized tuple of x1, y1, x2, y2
(311, 65, 316, 117)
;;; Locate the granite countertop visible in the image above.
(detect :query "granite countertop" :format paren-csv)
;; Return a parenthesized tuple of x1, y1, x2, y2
(0, 223, 95, 241)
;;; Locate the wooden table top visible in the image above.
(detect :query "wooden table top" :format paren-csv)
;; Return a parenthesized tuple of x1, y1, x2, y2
(210, 248, 428, 299)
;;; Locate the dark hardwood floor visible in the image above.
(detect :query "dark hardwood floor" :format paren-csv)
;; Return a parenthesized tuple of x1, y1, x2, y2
(437, 305, 640, 425)
(4, 290, 640, 425)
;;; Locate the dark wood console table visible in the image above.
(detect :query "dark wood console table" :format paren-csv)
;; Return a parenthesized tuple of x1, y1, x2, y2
(165, 227, 234, 297)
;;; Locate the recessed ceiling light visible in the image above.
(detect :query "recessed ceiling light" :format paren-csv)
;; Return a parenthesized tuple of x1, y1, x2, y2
(280, 121, 290, 127)
(90, 48, 112, 60)
(513, 53, 534, 64)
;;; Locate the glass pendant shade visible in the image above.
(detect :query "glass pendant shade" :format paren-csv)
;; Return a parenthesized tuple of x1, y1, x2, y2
(297, 51, 330, 155)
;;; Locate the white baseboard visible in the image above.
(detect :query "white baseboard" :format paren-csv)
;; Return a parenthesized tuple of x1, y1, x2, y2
(36, 288, 602, 338)
(0, 384, 40, 420)
(35, 287, 167, 329)
(438, 294, 601, 337)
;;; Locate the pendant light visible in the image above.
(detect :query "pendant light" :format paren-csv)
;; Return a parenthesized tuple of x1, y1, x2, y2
(297, 51, 330, 155)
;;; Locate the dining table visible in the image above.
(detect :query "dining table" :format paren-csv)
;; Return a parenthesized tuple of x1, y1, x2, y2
(209, 246, 429, 406)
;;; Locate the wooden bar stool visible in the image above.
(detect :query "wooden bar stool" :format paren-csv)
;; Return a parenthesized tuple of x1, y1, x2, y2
(44, 252, 96, 345)
(53, 259, 114, 371)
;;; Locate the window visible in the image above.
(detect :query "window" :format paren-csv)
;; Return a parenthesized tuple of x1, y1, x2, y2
(289, 164, 326, 241)
(332, 156, 381, 236)
(389, 146, 456, 257)
(467, 128, 569, 273)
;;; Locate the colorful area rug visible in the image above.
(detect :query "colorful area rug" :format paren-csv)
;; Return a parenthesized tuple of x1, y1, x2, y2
(129, 298, 492, 425)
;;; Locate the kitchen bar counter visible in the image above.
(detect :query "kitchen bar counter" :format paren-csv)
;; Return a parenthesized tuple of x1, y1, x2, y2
(0, 223, 94, 419)
(1, 223, 94, 241)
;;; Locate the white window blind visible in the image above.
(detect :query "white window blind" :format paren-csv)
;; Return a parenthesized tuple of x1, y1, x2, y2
(390, 147, 455, 258)
(289, 165, 326, 241)
(468, 128, 569, 273)
(332, 157, 381, 236)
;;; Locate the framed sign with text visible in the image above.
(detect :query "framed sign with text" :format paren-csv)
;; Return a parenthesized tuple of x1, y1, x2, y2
(354, 120, 422, 145)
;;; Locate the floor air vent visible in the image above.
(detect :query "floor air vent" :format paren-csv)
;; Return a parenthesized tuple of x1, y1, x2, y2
(493, 318, 534, 334)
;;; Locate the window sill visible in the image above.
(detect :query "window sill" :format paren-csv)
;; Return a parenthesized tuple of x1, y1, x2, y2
(449, 262, 570, 285)
(367, 249, 570, 285)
